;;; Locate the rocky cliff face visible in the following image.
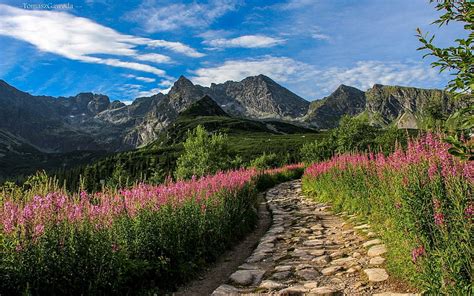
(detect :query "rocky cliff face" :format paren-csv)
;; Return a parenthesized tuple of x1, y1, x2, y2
(207, 75, 309, 119)
(305, 84, 459, 129)
(305, 85, 366, 129)
(166, 74, 310, 119)
(365, 84, 457, 128)
(0, 77, 460, 154)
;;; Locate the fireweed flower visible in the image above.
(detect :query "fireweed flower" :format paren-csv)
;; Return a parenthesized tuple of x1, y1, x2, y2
(0, 166, 301, 242)
(434, 212, 444, 226)
(412, 245, 425, 263)
(465, 204, 473, 220)
(34, 224, 45, 237)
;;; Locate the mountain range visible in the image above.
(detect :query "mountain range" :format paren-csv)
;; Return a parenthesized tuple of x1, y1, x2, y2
(0, 75, 458, 155)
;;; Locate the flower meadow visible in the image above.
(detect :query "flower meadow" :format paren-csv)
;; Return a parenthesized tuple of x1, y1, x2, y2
(0, 165, 303, 295)
(302, 134, 473, 294)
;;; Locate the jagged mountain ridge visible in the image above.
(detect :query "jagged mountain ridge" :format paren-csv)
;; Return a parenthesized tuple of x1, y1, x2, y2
(305, 85, 366, 129)
(0, 76, 459, 154)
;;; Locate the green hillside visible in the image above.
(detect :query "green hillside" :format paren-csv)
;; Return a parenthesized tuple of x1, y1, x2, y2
(54, 99, 324, 191)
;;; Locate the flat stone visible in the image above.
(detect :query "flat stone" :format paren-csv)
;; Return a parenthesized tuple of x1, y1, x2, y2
(367, 245, 387, 257)
(310, 286, 342, 295)
(278, 285, 308, 295)
(272, 271, 292, 280)
(331, 257, 356, 266)
(354, 224, 370, 229)
(313, 255, 330, 265)
(321, 266, 342, 276)
(367, 232, 377, 238)
(363, 239, 382, 248)
(212, 284, 239, 295)
(246, 252, 267, 263)
(309, 249, 326, 256)
(239, 263, 260, 270)
(369, 256, 386, 265)
(275, 265, 293, 272)
(304, 282, 319, 289)
(260, 280, 286, 290)
(364, 268, 389, 282)
(296, 268, 320, 280)
(303, 239, 324, 246)
(296, 263, 313, 270)
(329, 251, 344, 259)
(352, 252, 361, 258)
(229, 269, 265, 286)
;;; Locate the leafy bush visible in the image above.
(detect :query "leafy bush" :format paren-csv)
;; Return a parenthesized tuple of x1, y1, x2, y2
(302, 134, 473, 294)
(175, 125, 234, 180)
(300, 116, 410, 164)
(300, 136, 336, 164)
(249, 153, 281, 169)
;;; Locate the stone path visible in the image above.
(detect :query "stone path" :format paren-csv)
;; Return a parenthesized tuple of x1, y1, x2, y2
(212, 180, 417, 295)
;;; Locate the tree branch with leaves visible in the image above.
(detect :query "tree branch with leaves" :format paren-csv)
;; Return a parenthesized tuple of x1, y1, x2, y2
(417, 0, 473, 160)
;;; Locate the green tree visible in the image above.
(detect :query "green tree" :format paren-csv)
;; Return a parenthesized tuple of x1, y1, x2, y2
(106, 161, 130, 189)
(174, 125, 232, 180)
(335, 116, 378, 153)
(300, 136, 336, 164)
(417, 0, 473, 160)
(249, 153, 280, 169)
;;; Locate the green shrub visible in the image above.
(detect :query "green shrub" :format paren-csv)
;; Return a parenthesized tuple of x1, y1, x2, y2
(249, 153, 281, 169)
(175, 125, 234, 180)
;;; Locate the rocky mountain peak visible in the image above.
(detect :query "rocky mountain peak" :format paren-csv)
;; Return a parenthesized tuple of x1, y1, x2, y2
(170, 76, 195, 92)
(179, 95, 229, 117)
(306, 85, 366, 129)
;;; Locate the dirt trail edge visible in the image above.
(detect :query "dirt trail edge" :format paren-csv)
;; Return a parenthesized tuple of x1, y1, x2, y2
(211, 180, 419, 296)
(174, 193, 272, 295)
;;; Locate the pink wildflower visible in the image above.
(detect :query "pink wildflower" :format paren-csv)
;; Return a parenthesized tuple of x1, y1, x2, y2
(34, 224, 45, 237)
(434, 212, 444, 226)
(465, 204, 473, 220)
(412, 245, 425, 263)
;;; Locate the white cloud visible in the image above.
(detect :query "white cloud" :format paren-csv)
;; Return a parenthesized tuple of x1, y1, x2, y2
(135, 77, 156, 83)
(190, 56, 313, 86)
(137, 86, 171, 98)
(0, 4, 203, 77)
(147, 40, 204, 58)
(315, 61, 441, 96)
(126, 0, 238, 33)
(122, 74, 156, 83)
(134, 53, 172, 64)
(276, 0, 316, 10)
(190, 56, 443, 99)
(204, 35, 286, 49)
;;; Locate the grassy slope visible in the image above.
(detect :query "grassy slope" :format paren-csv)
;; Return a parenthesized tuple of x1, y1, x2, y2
(55, 115, 324, 191)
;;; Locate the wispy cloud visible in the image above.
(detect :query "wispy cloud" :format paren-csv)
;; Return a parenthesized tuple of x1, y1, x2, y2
(190, 56, 313, 86)
(191, 56, 443, 99)
(122, 74, 156, 83)
(134, 53, 172, 64)
(0, 4, 203, 77)
(203, 35, 286, 49)
(126, 0, 238, 33)
(314, 61, 442, 96)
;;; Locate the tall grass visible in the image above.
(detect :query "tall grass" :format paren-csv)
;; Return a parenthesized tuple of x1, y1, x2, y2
(302, 134, 472, 294)
(0, 165, 303, 294)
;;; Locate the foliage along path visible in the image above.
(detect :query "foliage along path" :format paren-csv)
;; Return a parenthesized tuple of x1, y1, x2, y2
(212, 180, 418, 295)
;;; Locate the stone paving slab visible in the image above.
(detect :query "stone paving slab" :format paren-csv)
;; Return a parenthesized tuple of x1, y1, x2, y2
(212, 180, 417, 295)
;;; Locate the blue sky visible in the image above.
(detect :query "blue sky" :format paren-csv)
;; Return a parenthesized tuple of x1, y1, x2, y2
(0, 0, 465, 103)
